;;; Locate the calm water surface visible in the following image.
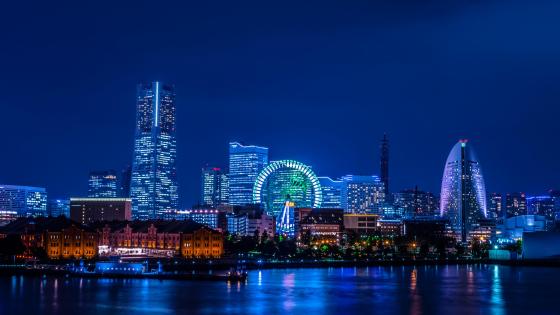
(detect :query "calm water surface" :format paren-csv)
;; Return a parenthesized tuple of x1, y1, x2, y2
(1, 265, 558, 314)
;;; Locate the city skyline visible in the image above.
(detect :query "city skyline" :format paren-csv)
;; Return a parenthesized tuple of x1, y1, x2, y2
(2, 3, 560, 314)
(2, 2, 560, 207)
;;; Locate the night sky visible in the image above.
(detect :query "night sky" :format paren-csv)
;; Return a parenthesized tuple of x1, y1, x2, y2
(1, 1, 559, 207)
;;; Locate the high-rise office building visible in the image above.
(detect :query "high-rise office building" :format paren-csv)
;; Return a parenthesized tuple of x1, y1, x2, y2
(228, 142, 268, 206)
(526, 195, 555, 220)
(130, 82, 179, 220)
(119, 165, 132, 198)
(393, 187, 438, 218)
(47, 198, 70, 217)
(341, 175, 385, 214)
(380, 134, 389, 196)
(0, 185, 47, 217)
(88, 170, 118, 198)
(318, 177, 343, 209)
(201, 166, 229, 207)
(440, 140, 487, 242)
(505, 192, 527, 218)
(487, 193, 503, 220)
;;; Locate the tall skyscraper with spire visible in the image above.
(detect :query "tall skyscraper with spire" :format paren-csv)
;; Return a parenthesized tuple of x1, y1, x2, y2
(130, 82, 178, 220)
(380, 134, 389, 196)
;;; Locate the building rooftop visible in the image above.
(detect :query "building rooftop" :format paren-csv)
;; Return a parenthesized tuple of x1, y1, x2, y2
(0, 216, 95, 234)
(90, 219, 217, 234)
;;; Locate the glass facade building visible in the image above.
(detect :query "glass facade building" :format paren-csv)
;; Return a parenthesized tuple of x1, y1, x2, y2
(88, 170, 118, 198)
(440, 140, 487, 242)
(505, 192, 527, 218)
(227, 213, 248, 235)
(340, 175, 385, 214)
(487, 192, 503, 220)
(526, 195, 555, 220)
(200, 166, 229, 207)
(0, 185, 47, 217)
(130, 82, 178, 220)
(318, 177, 343, 209)
(47, 198, 70, 217)
(393, 187, 438, 218)
(228, 142, 268, 206)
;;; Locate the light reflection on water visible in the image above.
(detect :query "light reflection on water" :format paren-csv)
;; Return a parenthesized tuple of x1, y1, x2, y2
(1, 265, 558, 315)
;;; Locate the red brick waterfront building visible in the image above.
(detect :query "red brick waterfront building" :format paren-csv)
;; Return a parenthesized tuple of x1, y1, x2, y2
(94, 220, 223, 259)
(0, 218, 224, 260)
(0, 217, 98, 260)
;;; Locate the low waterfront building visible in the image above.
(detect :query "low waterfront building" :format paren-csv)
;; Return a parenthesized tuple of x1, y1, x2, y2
(496, 215, 549, 241)
(247, 212, 275, 237)
(295, 208, 344, 245)
(70, 198, 132, 225)
(377, 219, 403, 237)
(468, 219, 496, 242)
(403, 218, 448, 241)
(343, 213, 379, 235)
(0, 217, 98, 260)
(0, 210, 18, 226)
(95, 220, 223, 259)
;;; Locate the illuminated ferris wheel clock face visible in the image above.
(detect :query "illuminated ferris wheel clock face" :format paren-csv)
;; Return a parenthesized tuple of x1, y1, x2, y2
(253, 160, 322, 215)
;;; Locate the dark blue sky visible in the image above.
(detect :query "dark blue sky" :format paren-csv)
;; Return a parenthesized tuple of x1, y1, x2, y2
(1, 1, 559, 206)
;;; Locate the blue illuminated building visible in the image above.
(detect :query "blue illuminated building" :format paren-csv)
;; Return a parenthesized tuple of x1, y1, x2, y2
(440, 140, 487, 242)
(88, 170, 118, 198)
(527, 195, 555, 220)
(47, 198, 70, 217)
(228, 142, 268, 206)
(0, 185, 47, 217)
(341, 175, 385, 214)
(497, 215, 549, 240)
(130, 82, 179, 220)
(189, 209, 227, 231)
(200, 166, 229, 207)
(318, 177, 343, 209)
(227, 213, 248, 235)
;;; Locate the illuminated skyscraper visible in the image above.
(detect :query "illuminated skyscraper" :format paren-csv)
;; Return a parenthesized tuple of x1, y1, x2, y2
(0, 185, 47, 217)
(88, 170, 118, 198)
(440, 140, 487, 242)
(341, 175, 385, 214)
(130, 82, 178, 220)
(393, 187, 438, 218)
(200, 166, 229, 207)
(228, 142, 268, 206)
(318, 177, 343, 208)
